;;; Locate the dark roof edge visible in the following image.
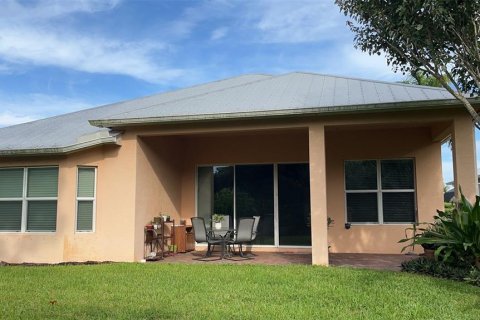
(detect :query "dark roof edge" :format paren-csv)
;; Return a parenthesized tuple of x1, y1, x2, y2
(89, 98, 469, 128)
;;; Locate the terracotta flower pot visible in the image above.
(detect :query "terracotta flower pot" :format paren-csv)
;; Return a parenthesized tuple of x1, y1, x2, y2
(423, 248, 435, 259)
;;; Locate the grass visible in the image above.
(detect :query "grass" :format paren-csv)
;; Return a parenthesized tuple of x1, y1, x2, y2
(1, 263, 479, 319)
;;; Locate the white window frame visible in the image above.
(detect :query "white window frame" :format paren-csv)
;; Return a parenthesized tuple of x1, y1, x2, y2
(75, 166, 97, 233)
(344, 159, 417, 225)
(0, 166, 59, 233)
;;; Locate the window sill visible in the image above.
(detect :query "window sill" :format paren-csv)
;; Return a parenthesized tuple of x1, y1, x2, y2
(347, 223, 416, 226)
(0, 231, 57, 235)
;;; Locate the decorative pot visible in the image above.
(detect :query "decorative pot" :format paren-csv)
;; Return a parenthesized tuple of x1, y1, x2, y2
(423, 248, 435, 259)
(214, 222, 222, 230)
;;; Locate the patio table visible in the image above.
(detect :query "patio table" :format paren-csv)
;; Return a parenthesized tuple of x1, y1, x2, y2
(206, 227, 235, 259)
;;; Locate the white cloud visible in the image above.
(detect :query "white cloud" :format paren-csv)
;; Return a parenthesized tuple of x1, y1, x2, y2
(0, 26, 183, 83)
(166, 1, 234, 39)
(169, 6, 205, 38)
(333, 45, 401, 81)
(0, 92, 95, 127)
(0, 0, 184, 83)
(251, 0, 346, 43)
(0, 63, 13, 73)
(0, 112, 37, 127)
(211, 27, 229, 41)
(0, 0, 121, 21)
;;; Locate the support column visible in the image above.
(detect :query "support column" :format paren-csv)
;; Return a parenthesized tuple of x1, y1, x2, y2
(309, 123, 329, 266)
(452, 115, 478, 201)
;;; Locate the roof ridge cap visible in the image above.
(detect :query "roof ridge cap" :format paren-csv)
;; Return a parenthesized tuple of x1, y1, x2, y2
(285, 71, 450, 91)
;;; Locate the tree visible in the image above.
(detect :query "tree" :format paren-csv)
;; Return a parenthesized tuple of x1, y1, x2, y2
(401, 70, 445, 87)
(335, 0, 480, 127)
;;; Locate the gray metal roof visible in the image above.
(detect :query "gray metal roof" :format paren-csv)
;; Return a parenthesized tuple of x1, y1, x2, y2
(0, 74, 270, 155)
(0, 72, 460, 155)
(91, 72, 454, 127)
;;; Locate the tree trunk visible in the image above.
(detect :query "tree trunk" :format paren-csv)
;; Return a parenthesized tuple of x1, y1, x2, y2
(437, 77, 480, 128)
(476, 257, 480, 269)
(455, 94, 480, 128)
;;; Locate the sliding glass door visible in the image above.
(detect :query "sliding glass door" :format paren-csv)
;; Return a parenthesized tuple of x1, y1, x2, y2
(197, 166, 234, 228)
(197, 163, 310, 247)
(278, 164, 311, 246)
(213, 166, 234, 228)
(235, 165, 274, 245)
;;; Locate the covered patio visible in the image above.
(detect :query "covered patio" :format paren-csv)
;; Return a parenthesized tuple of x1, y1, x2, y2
(135, 113, 469, 265)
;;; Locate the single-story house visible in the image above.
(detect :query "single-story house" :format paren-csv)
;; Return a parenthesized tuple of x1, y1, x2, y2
(0, 72, 477, 265)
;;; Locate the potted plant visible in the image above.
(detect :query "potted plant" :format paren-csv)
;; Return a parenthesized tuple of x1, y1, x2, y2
(400, 223, 444, 259)
(415, 192, 480, 268)
(419, 227, 439, 259)
(399, 222, 422, 255)
(399, 222, 435, 256)
(400, 190, 480, 269)
(212, 214, 224, 230)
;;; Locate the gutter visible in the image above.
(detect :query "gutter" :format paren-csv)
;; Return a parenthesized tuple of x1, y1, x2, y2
(0, 134, 120, 157)
(88, 98, 472, 128)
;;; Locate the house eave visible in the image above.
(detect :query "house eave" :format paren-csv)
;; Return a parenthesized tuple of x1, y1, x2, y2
(89, 98, 471, 128)
(0, 136, 120, 157)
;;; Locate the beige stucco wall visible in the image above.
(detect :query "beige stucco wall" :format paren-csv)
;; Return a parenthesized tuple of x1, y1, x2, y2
(452, 114, 478, 201)
(0, 133, 138, 263)
(0, 108, 476, 263)
(133, 136, 186, 260)
(325, 126, 443, 254)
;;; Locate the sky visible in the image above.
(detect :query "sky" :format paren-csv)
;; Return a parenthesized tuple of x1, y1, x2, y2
(0, 0, 475, 182)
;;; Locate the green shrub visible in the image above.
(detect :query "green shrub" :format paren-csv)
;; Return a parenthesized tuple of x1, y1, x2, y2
(465, 268, 480, 286)
(444, 202, 454, 214)
(411, 190, 480, 267)
(402, 258, 479, 287)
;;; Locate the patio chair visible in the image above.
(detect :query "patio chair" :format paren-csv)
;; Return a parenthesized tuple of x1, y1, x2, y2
(228, 217, 255, 258)
(247, 216, 261, 256)
(191, 217, 225, 258)
(220, 215, 230, 229)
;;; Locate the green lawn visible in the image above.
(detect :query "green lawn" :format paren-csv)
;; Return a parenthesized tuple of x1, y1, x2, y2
(1, 263, 479, 319)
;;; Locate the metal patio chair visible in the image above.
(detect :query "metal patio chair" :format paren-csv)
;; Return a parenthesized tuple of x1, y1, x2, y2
(228, 217, 255, 258)
(191, 217, 225, 259)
